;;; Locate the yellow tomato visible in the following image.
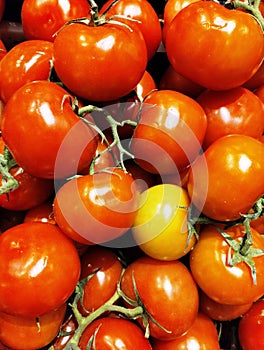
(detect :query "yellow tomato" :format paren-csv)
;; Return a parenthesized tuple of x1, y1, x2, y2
(132, 183, 196, 260)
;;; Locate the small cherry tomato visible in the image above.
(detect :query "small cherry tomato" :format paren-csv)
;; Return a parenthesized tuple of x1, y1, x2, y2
(23, 200, 56, 225)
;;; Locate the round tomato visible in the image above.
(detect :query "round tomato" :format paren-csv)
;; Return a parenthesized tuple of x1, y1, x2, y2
(0, 303, 66, 350)
(120, 256, 199, 340)
(255, 83, 264, 104)
(0, 222, 81, 317)
(50, 313, 78, 349)
(187, 134, 264, 221)
(130, 89, 207, 174)
(165, 1, 264, 90)
(23, 200, 56, 225)
(0, 40, 7, 61)
(53, 167, 140, 245)
(190, 224, 264, 305)
(243, 60, 264, 90)
(197, 86, 264, 149)
(21, 0, 90, 41)
(1, 80, 98, 179)
(131, 184, 196, 260)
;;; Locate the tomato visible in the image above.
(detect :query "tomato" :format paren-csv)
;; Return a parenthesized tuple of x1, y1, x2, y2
(190, 224, 264, 305)
(53, 13, 148, 102)
(120, 256, 199, 340)
(199, 289, 253, 322)
(130, 89, 207, 174)
(238, 299, 264, 349)
(53, 167, 140, 245)
(188, 134, 264, 221)
(21, 0, 90, 41)
(165, 1, 264, 90)
(197, 87, 264, 149)
(0, 222, 80, 317)
(250, 215, 264, 234)
(255, 84, 264, 104)
(24, 200, 56, 225)
(78, 316, 153, 349)
(135, 70, 157, 99)
(79, 245, 123, 315)
(0, 40, 54, 103)
(0, 303, 66, 350)
(243, 60, 264, 90)
(151, 311, 220, 350)
(1, 80, 98, 179)
(100, 0, 162, 61)
(0, 40, 7, 61)
(131, 184, 196, 260)
(51, 313, 78, 350)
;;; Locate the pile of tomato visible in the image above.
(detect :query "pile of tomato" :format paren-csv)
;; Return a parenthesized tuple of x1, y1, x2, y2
(0, 0, 264, 349)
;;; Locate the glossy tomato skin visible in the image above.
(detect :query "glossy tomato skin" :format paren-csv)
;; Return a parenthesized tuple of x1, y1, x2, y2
(197, 87, 264, 149)
(53, 19, 148, 101)
(23, 201, 56, 225)
(0, 40, 7, 61)
(53, 167, 140, 245)
(243, 60, 264, 90)
(0, 222, 81, 317)
(21, 0, 90, 41)
(120, 256, 199, 340)
(1, 80, 98, 179)
(130, 89, 207, 174)
(151, 311, 220, 350)
(0, 40, 54, 103)
(0, 303, 67, 350)
(190, 225, 264, 305)
(165, 1, 264, 90)
(79, 316, 153, 349)
(238, 299, 264, 349)
(188, 134, 264, 221)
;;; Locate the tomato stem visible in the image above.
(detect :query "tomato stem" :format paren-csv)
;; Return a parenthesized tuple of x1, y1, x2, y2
(0, 146, 19, 195)
(233, 0, 264, 30)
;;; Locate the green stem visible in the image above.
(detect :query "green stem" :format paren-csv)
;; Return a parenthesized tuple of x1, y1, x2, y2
(0, 147, 19, 195)
(233, 0, 264, 30)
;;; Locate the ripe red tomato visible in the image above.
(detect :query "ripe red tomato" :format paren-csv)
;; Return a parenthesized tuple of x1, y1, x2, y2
(238, 299, 264, 349)
(0, 222, 81, 317)
(243, 61, 264, 90)
(165, 1, 264, 90)
(1, 80, 98, 179)
(255, 83, 264, 104)
(188, 134, 264, 221)
(120, 256, 199, 340)
(197, 86, 264, 149)
(0, 303, 66, 350)
(78, 316, 153, 349)
(0, 40, 54, 103)
(23, 201, 56, 225)
(53, 15, 148, 102)
(190, 224, 264, 305)
(0, 40, 7, 61)
(53, 167, 140, 245)
(130, 89, 207, 175)
(21, 0, 90, 41)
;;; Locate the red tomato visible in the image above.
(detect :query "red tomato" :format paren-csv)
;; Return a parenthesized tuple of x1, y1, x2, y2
(0, 222, 80, 317)
(188, 134, 264, 221)
(238, 299, 264, 349)
(197, 87, 264, 149)
(0, 40, 54, 103)
(190, 224, 264, 305)
(21, 0, 90, 41)
(53, 14, 148, 101)
(135, 70, 157, 99)
(0, 303, 66, 350)
(51, 313, 78, 349)
(78, 316, 153, 349)
(165, 1, 264, 90)
(255, 84, 264, 104)
(130, 89, 207, 174)
(243, 60, 264, 90)
(250, 215, 264, 234)
(100, 0, 162, 61)
(53, 167, 140, 245)
(24, 200, 56, 225)
(0, 40, 7, 61)
(120, 256, 199, 340)
(151, 311, 220, 350)
(1, 80, 98, 179)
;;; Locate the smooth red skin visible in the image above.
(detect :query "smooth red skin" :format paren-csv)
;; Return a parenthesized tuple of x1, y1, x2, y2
(243, 61, 264, 90)
(24, 201, 56, 225)
(53, 168, 140, 245)
(0, 222, 81, 317)
(255, 84, 264, 104)
(79, 246, 123, 314)
(190, 225, 264, 305)
(79, 317, 153, 350)
(0, 303, 66, 350)
(197, 87, 264, 149)
(250, 216, 264, 235)
(100, 0, 162, 61)
(53, 21, 148, 102)
(0, 40, 54, 103)
(21, 0, 90, 41)
(238, 299, 264, 349)
(0, 40, 7, 61)
(130, 89, 207, 174)
(151, 312, 220, 350)
(51, 313, 78, 349)
(1, 80, 98, 179)
(120, 256, 199, 340)
(135, 70, 157, 99)
(188, 134, 264, 221)
(165, 1, 264, 90)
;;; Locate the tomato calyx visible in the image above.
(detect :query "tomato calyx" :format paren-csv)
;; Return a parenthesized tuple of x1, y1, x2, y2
(232, 0, 264, 30)
(0, 146, 19, 195)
